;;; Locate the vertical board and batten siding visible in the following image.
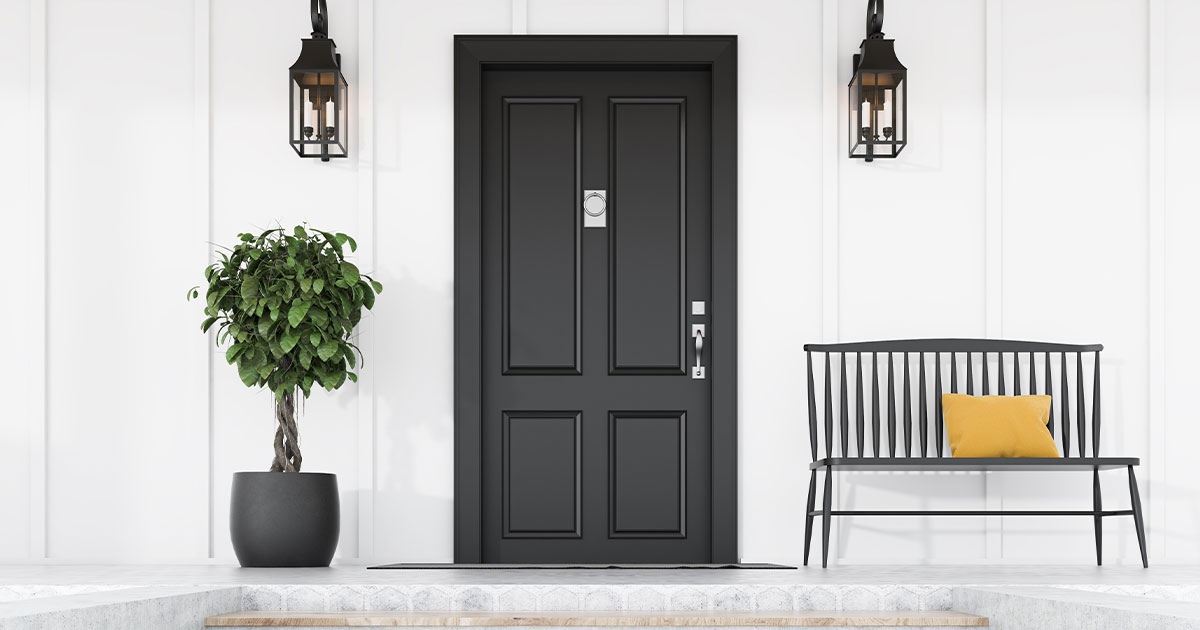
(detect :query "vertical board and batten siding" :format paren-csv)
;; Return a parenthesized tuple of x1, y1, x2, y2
(1, 0, 1196, 566)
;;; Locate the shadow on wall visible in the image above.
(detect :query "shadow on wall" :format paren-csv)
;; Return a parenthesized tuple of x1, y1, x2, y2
(837, 470, 988, 563)
(372, 271, 455, 562)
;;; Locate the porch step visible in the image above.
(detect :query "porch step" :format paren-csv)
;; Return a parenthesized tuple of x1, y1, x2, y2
(205, 610, 989, 627)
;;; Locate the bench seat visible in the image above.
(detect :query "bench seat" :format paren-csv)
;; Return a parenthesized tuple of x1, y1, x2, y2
(811, 456, 1139, 471)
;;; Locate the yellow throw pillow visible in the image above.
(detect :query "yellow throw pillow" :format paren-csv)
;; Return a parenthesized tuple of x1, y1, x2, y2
(941, 394, 1060, 458)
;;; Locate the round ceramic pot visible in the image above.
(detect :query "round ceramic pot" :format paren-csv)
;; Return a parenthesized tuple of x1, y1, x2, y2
(230, 471, 339, 567)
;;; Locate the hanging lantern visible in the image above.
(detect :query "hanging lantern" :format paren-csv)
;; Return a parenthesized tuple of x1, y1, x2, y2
(848, 0, 906, 162)
(289, 0, 348, 161)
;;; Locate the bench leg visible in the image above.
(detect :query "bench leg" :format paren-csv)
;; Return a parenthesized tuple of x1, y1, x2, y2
(821, 467, 833, 569)
(1092, 467, 1102, 566)
(1128, 465, 1149, 568)
(803, 470, 817, 566)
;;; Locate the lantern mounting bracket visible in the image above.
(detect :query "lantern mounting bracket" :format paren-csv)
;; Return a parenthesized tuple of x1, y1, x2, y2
(310, 0, 329, 39)
(866, 0, 885, 39)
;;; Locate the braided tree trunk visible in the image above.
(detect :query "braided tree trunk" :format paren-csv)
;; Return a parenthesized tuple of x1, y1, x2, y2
(270, 388, 303, 472)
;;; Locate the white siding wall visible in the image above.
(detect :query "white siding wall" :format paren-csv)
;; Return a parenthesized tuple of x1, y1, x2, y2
(0, 0, 1192, 566)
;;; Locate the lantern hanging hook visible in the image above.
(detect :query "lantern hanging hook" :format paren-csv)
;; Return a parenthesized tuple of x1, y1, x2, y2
(310, 0, 329, 38)
(866, 0, 885, 39)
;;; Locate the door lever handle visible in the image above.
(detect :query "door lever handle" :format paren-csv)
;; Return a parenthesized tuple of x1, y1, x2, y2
(692, 325, 705, 379)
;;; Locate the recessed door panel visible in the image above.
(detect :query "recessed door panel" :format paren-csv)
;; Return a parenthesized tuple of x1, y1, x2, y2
(609, 99, 686, 375)
(503, 412, 582, 537)
(503, 99, 581, 374)
(610, 412, 686, 537)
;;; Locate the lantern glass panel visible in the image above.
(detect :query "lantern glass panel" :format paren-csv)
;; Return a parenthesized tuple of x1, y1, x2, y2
(848, 70, 906, 160)
(290, 69, 347, 159)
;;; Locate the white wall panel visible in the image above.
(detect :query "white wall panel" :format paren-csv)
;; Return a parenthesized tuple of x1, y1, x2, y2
(528, 0, 668, 34)
(371, 0, 510, 563)
(1000, 0, 1148, 564)
(3, 0, 1191, 565)
(833, 0, 990, 564)
(683, 0, 824, 566)
(0, 0, 34, 560)
(44, 0, 207, 560)
(209, 0, 362, 562)
(1162, 0, 1200, 564)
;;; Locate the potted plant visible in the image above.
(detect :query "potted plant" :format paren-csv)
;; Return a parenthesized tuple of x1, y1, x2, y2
(190, 225, 381, 567)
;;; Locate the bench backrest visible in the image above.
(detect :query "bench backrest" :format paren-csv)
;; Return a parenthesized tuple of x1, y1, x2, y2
(802, 339, 1104, 460)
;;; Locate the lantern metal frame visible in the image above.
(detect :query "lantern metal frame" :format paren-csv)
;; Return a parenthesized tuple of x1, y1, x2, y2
(848, 0, 906, 162)
(289, 0, 348, 161)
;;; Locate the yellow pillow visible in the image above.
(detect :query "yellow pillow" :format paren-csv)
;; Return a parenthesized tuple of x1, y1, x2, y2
(941, 394, 1060, 458)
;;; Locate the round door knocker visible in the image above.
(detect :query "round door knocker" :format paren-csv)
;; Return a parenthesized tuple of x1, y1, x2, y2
(583, 191, 607, 217)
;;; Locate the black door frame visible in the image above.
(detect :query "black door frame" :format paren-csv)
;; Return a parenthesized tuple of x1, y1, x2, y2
(453, 35, 738, 563)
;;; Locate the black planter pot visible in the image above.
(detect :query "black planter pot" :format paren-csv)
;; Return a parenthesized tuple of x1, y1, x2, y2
(230, 471, 340, 567)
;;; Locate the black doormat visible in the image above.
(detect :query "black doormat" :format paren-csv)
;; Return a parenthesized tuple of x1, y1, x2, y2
(368, 563, 795, 569)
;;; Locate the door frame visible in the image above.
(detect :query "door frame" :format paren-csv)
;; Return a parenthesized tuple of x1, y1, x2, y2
(453, 35, 738, 563)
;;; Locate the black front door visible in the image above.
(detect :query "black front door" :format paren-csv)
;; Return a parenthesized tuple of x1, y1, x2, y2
(454, 36, 738, 565)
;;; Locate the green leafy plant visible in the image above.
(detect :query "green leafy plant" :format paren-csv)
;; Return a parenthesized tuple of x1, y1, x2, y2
(189, 225, 381, 472)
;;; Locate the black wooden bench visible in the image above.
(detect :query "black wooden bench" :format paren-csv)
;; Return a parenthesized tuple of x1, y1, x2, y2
(802, 339, 1147, 568)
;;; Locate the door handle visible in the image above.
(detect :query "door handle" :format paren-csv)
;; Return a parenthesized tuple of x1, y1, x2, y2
(692, 324, 705, 379)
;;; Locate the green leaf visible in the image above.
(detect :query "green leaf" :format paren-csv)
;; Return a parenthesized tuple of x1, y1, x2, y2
(334, 232, 349, 246)
(312, 278, 325, 294)
(287, 301, 312, 327)
(339, 261, 360, 285)
(299, 277, 313, 294)
(308, 308, 329, 328)
(280, 331, 301, 353)
(299, 349, 313, 370)
(344, 346, 356, 369)
(370, 280, 383, 294)
(240, 276, 259, 299)
(309, 331, 322, 348)
(346, 235, 357, 252)
(201, 317, 218, 333)
(249, 248, 262, 260)
(237, 361, 260, 387)
(294, 225, 308, 239)
(225, 343, 246, 364)
(362, 286, 375, 310)
(317, 339, 339, 361)
(257, 317, 273, 337)
(346, 371, 358, 383)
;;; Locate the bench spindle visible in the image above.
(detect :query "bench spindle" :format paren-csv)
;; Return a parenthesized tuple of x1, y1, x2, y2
(998, 351, 1006, 395)
(1061, 352, 1071, 457)
(1013, 352, 1021, 395)
(871, 352, 881, 457)
(919, 353, 928, 456)
(950, 352, 958, 394)
(824, 353, 833, 459)
(1093, 351, 1101, 457)
(967, 352, 974, 395)
(903, 352, 912, 457)
(1045, 352, 1054, 437)
(855, 353, 865, 457)
(935, 352, 944, 457)
(807, 351, 818, 460)
(1077, 352, 1086, 457)
(840, 353, 850, 457)
(983, 352, 991, 394)
(887, 352, 896, 457)
(1028, 351, 1036, 396)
